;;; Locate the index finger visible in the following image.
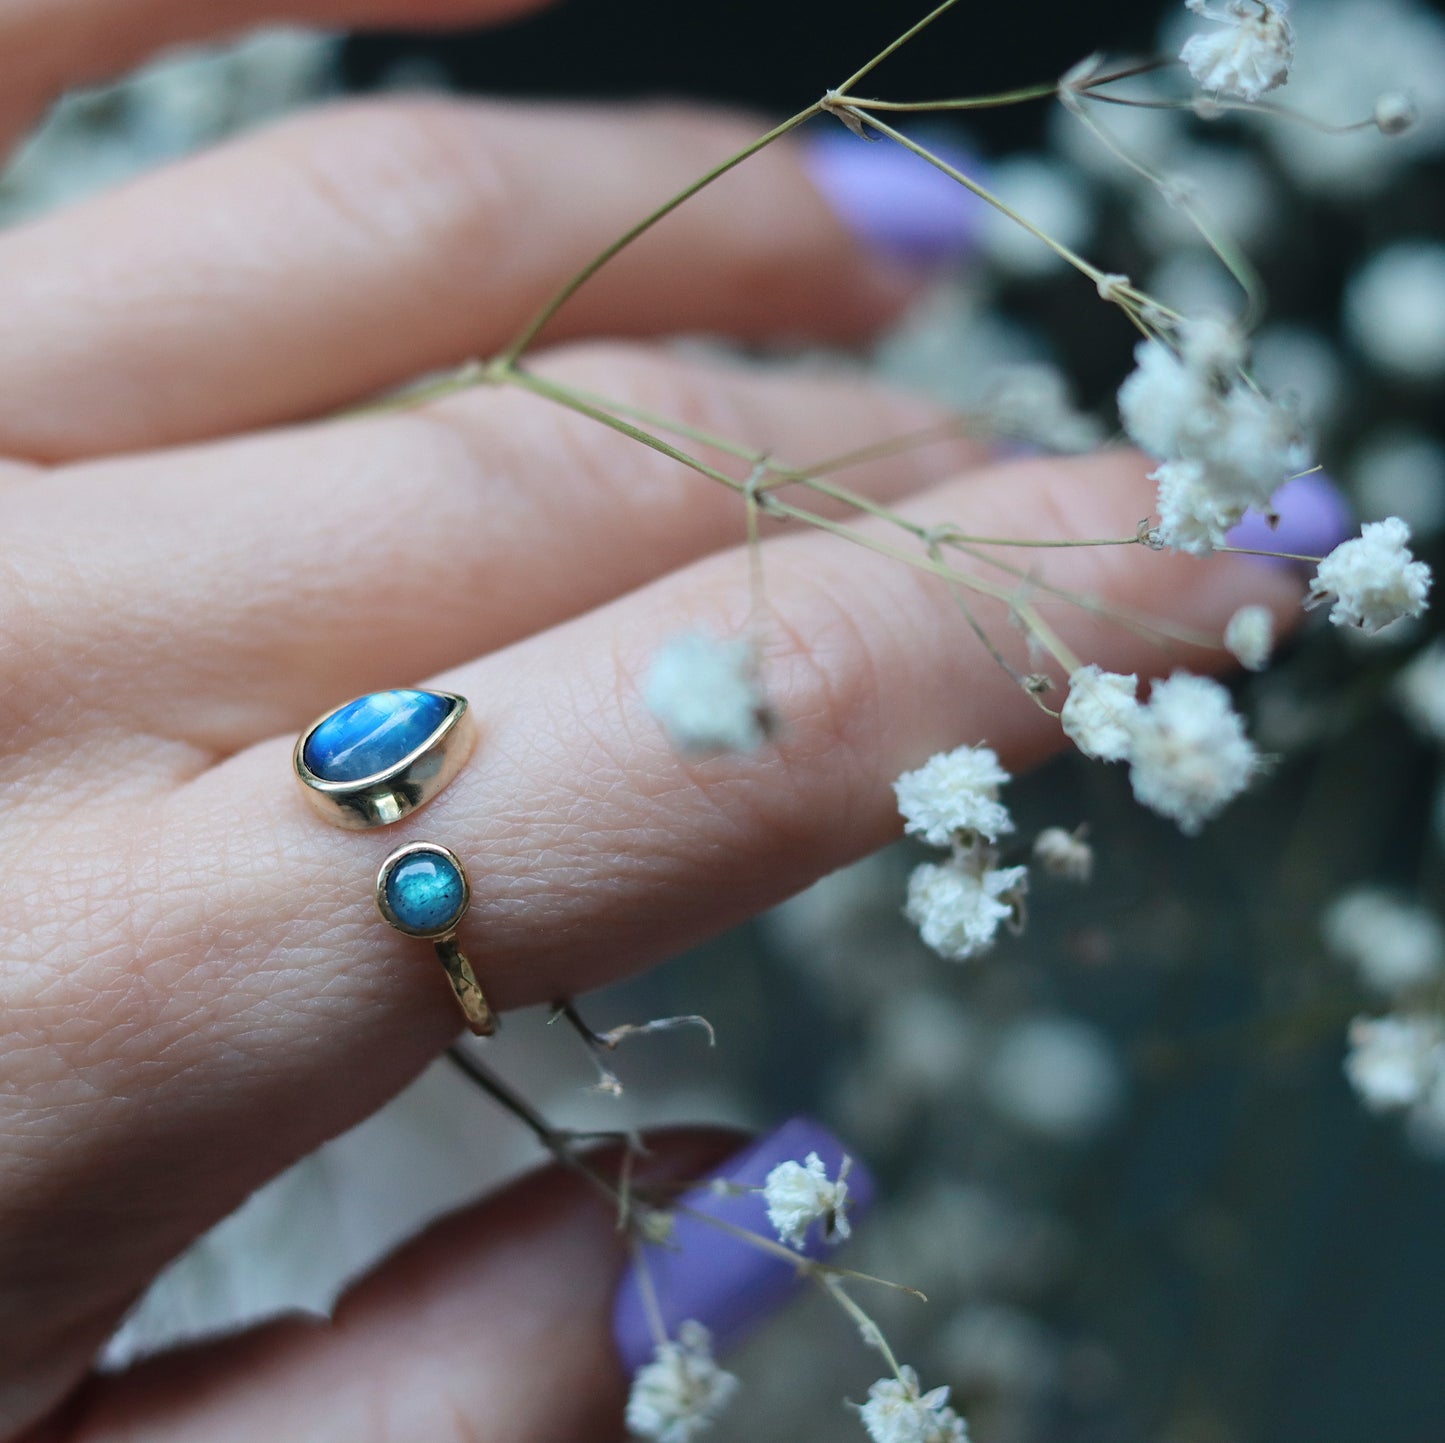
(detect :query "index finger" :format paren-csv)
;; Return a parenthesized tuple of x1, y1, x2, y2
(0, 0, 557, 146)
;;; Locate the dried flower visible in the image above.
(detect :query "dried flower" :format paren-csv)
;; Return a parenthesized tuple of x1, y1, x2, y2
(1127, 672, 1261, 833)
(1061, 666, 1141, 762)
(1224, 604, 1275, 671)
(1324, 887, 1445, 997)
(1033, 827, 1094, 882)
(1396, 640, 1445, 742)
(1374, 90, 1419, 135)
(625, 1322, 739, 1443)
(643, 632, 769, 753)
(1308, 517, 1433, 633)
(1345, 1014, 1445, 1112)
(1180, 0, 1295, 103)
(905, 845, 1028, 962)
(762, 1151, 853, 1249)
(893, 745, 1014, 846)
(856, 1366, 969, 1443)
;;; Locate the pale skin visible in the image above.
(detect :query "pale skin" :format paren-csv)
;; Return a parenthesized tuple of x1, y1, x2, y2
(0, 1, 1304, 1439)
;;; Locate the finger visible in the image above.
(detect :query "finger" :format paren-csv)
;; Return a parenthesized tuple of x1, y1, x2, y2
(15, 346, 982, 757)
(0, 0, 555, 147)
(0, 99, 912, 460)
(5, 451, 1300, 1366)
(30, 1131, 739, 1443)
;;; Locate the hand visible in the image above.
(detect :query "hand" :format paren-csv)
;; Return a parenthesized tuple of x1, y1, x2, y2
(0, 2, 1302, 1438)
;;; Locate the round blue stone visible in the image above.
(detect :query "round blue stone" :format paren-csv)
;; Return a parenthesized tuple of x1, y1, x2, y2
(303, 689, 453, 783)
(384, 851, 467, 934)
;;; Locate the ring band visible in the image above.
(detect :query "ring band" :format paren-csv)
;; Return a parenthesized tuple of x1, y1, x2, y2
(377, 841, 495, 1036)
(295, 688, 495, 1035)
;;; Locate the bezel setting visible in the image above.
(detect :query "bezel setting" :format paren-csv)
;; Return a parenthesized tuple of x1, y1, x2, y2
(293, 689, 476, 830)
(375, 840, 472, 940)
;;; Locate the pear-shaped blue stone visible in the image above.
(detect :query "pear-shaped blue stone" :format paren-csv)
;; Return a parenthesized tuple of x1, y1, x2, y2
(385, 851, 467, 933)
(303, 689, 453, 783)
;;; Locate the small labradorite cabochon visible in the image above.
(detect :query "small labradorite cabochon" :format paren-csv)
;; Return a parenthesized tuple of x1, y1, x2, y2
(383, 849, 468, 936)
(303, 689, 454, 783)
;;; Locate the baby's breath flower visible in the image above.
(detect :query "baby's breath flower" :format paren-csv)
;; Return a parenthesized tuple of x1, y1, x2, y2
(1061, 665, 1141, 762)
(1396, 639, 1445, 741)
(1119, 321, 1310, 554)
(856, 1366, 969, 1443)
(905, 846, 1028, 962)
(1127, 672, 1262, 833)
(762, 1151, 852, 1250)
(643, 631, 769, 754)
(1153, 458, 1246, 555)
(1117, 337, 1210, 462)
(1374, 90, 1419, 136)
(1033, 827, 1094, 883)
(1308, 517, 1433, 634)
(1180, 0, 1295, 103)
(625, 1322, 739, 1443)
(1345, 1014, 1445, 1112)
(893, 745, 1014, 847)
(1225, 604, 1275, 671)
(1324, 887, 1445, 997)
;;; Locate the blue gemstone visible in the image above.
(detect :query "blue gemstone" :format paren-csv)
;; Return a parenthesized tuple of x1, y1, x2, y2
(385, 851, 467, 934)
(303, 690, 453, 783)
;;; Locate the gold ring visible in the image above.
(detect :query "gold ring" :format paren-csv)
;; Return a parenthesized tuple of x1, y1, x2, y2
(295, 689, 495, 1035)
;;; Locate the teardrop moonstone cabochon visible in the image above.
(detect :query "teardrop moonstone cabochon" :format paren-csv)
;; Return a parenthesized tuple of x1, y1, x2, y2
(302, 689, 454, 783)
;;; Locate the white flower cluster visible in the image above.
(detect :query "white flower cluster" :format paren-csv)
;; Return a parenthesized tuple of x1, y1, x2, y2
(1180, 0, 1295, 103)
(856, 1366, 969, 1443)
(894, 746, 1028, 962)
(762, 1152, 852, 1250)
(1307, 517, 1433, 634)
(1345, 1014, 1445, 1117)
(1323, 887, 1445, 997)
(643, 631, 769, 753)
(905, 849, 1030, 962)
(1033, 827, 1094, 882)
(1224, 604, 1275, 671)
(625, 1322, 739, 1443)
(1118, 318, 1310, 555)
(894, 746, 1014, 846)
(1063, 667, 1262, 834)
(1396, 639, 1445, 742)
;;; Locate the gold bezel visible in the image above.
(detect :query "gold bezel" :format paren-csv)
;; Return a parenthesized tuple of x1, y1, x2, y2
(375, 841, 472, 940)
(294, 690, 476, 830)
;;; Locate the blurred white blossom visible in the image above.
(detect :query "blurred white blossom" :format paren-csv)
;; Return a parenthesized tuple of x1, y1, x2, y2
(1225, 604, 1275, 671)
(626, 1322, 739, 1443)
(856, 1366, 969, 1443)
(1033, 827, 1094, 883)
(977, 154, 1094, 277)
(1396, 641, 1445, 742)
(1127, 673, 1261, 833)
(1352, 428, 1445, 539)
(643, 632, 768, 753)
(985, 1016, 1124, 1141)
(1344, 242, 1445, 381)
(1345, 1014, 1445, 1112)
(1324, 887, 1445, 997)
